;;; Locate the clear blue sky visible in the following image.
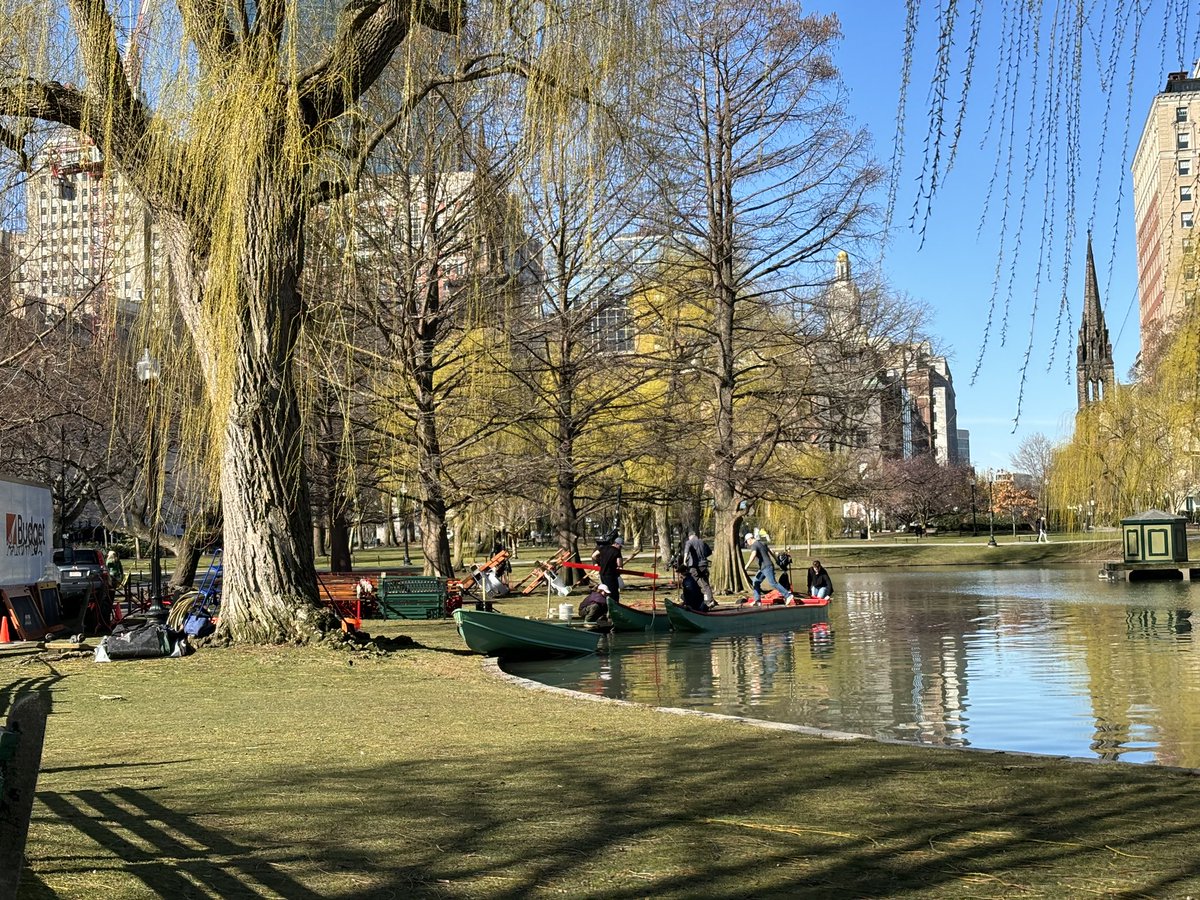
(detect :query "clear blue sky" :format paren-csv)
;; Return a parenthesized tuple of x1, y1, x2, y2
(808, 0, 1189, 470)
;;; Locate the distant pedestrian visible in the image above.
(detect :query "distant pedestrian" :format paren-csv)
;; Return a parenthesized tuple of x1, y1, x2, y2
(1037, 517, 1049, 543)
(105, 550, 124, 589)
(743, 532, 793, 606)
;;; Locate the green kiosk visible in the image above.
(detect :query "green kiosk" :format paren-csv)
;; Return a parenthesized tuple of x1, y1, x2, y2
(1121, 509, 1188, 564)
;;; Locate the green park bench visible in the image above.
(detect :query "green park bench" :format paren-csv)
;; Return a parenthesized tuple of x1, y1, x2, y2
(378, 575, 446, 620)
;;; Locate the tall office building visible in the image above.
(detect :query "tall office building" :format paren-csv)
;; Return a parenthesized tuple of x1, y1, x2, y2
(13, 131, 162, 328)
(1132, 66, 1200, 354)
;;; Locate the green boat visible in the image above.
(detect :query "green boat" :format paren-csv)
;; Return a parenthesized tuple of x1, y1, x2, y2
(453, 608, 601, 658)
(664, 598, 829, 634)
(608, 598, 671, 632)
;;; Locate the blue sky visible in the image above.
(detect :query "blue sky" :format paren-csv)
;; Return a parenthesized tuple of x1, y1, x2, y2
(808, 1, 1190, 469)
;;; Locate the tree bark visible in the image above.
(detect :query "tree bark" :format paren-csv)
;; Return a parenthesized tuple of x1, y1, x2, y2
(198, 173, 329, 642)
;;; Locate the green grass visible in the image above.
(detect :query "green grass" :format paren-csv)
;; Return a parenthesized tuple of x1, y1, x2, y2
(8, 615, 1200, 898)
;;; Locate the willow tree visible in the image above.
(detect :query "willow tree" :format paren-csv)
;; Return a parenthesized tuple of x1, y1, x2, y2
(647, 0, 879, 593)
(0, 0, 642, 640)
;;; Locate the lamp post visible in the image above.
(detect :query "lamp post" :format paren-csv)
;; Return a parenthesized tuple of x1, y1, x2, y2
(136, 348, 166, 626)
(1088, 497, 1096, 533)
(986, 468, 998, 547)
(970, 477, 978, 536)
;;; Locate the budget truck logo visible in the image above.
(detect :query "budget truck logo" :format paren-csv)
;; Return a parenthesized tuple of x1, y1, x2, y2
(5, 512, 47, 556)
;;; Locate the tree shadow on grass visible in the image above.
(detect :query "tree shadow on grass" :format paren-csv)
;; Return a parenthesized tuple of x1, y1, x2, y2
(25, 734, 1200, 898)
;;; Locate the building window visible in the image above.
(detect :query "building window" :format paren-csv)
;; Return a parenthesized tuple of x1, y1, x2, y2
(588, 297, 635, 354)
(1184, 186, 1194, 202)
(1179, 107, 1190, 123)
(1182, 159, 1193, 176)
(1179, 132, 1191, 150)
(1183, 211, 1195, 228)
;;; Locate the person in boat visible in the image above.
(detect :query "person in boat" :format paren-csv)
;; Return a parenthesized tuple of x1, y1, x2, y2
(592, 536, 624, 605)
(682, 531, 714, 608)
(578, 583, 610, 622)
(806, 560, 833, 599)
(743, 532, 794, 606)
(679, 569, 707, 611)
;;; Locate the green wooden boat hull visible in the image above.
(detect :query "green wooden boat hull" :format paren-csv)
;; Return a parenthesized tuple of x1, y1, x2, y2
(608, 599, 671, 632)
(453, 608, 600, 658)
(664, 599, 829, 634)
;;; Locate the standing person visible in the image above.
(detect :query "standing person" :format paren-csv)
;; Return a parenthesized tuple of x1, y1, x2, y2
(592, 536, 624, 605)
(1037, 516, 1049, 543)
(743, 532, 793, 606)
(105, 550, 125, 590)
(806, 560, 833, 599)
(682, 531, 714, 608)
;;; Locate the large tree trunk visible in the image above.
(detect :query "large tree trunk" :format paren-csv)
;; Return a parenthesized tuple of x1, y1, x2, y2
(172, 174, 328, 642)
(709, 486, 747, 596)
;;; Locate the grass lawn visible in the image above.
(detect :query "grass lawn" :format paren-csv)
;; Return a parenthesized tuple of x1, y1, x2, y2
(8, 606, 1200, 898)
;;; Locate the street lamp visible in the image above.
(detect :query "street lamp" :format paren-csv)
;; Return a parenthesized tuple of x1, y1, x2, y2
(1088, 497, 1096, 533)
(136, 348, 166, 626)
(986, 468, 998, 547)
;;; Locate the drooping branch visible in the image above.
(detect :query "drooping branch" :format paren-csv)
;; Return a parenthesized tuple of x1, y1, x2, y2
(295, 0, 463, 127)
(176, 0, 240, 70)
(65, 0, 147, 136)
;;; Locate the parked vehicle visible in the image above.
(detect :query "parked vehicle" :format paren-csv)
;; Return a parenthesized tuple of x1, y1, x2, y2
(53, 547, 110, 601)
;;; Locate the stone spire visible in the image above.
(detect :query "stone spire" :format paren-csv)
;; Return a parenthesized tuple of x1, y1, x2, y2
(1077, 235, 1117, 410)
(828, 250, 862, 336)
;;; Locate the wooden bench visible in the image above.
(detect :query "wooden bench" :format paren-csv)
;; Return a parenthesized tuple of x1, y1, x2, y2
(316, 573, 377, 620)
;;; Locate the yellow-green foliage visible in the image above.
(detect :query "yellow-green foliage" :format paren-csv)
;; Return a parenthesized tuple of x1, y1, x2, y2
(1052, 298, 1200, 525)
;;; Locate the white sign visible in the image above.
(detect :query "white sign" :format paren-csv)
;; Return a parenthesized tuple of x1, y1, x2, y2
(0, 477, 54, 587)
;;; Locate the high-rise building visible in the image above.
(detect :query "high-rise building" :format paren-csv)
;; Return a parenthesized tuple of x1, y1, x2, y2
(1132, 66, 1200, 353)
(1077, 235, 1117, 410)
(13, 131, 161, 329)
(956, 429, 971, 467)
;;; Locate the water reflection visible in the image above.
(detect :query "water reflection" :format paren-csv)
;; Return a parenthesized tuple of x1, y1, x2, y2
(507, 566, 1200, 767)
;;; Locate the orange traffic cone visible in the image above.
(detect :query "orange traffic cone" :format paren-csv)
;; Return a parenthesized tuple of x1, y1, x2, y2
(0, 614, 11, 643)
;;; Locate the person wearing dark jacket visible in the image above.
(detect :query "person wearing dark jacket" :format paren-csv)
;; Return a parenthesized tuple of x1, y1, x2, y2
(578, 584, 610, 622)
(682, 531, 714, 607)
(806, 560, 833, 599)
(592, 537, 624, 604)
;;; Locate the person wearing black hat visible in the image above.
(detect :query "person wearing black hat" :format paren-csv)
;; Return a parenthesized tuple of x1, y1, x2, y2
(592, 537, 624, 605)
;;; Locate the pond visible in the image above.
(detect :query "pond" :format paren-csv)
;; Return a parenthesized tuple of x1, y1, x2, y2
(506, 566, 1200, 767)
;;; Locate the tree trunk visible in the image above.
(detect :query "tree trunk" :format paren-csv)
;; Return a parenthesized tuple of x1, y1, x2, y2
(168, 505, 221, 592)
(654, 504, 672, 560)
(179, 175, 328, 642)
(709, 496, 747, 596)
(329, 503, 353, 573)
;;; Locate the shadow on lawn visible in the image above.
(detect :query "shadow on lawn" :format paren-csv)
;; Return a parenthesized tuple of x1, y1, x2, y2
(21, 735, 1200, 898)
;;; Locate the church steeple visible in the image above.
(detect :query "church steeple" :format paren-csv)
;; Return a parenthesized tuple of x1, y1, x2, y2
(1077, 235, 1117, 410)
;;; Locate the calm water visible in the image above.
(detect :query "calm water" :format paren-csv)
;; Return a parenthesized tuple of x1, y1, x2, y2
(507, 566, 1200, 767)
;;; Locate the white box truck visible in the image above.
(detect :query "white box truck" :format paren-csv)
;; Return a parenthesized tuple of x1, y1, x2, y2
(0, 477, 54, 590)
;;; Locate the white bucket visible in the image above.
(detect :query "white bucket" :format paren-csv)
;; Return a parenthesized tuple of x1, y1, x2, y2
(558, 602, 574, 621)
